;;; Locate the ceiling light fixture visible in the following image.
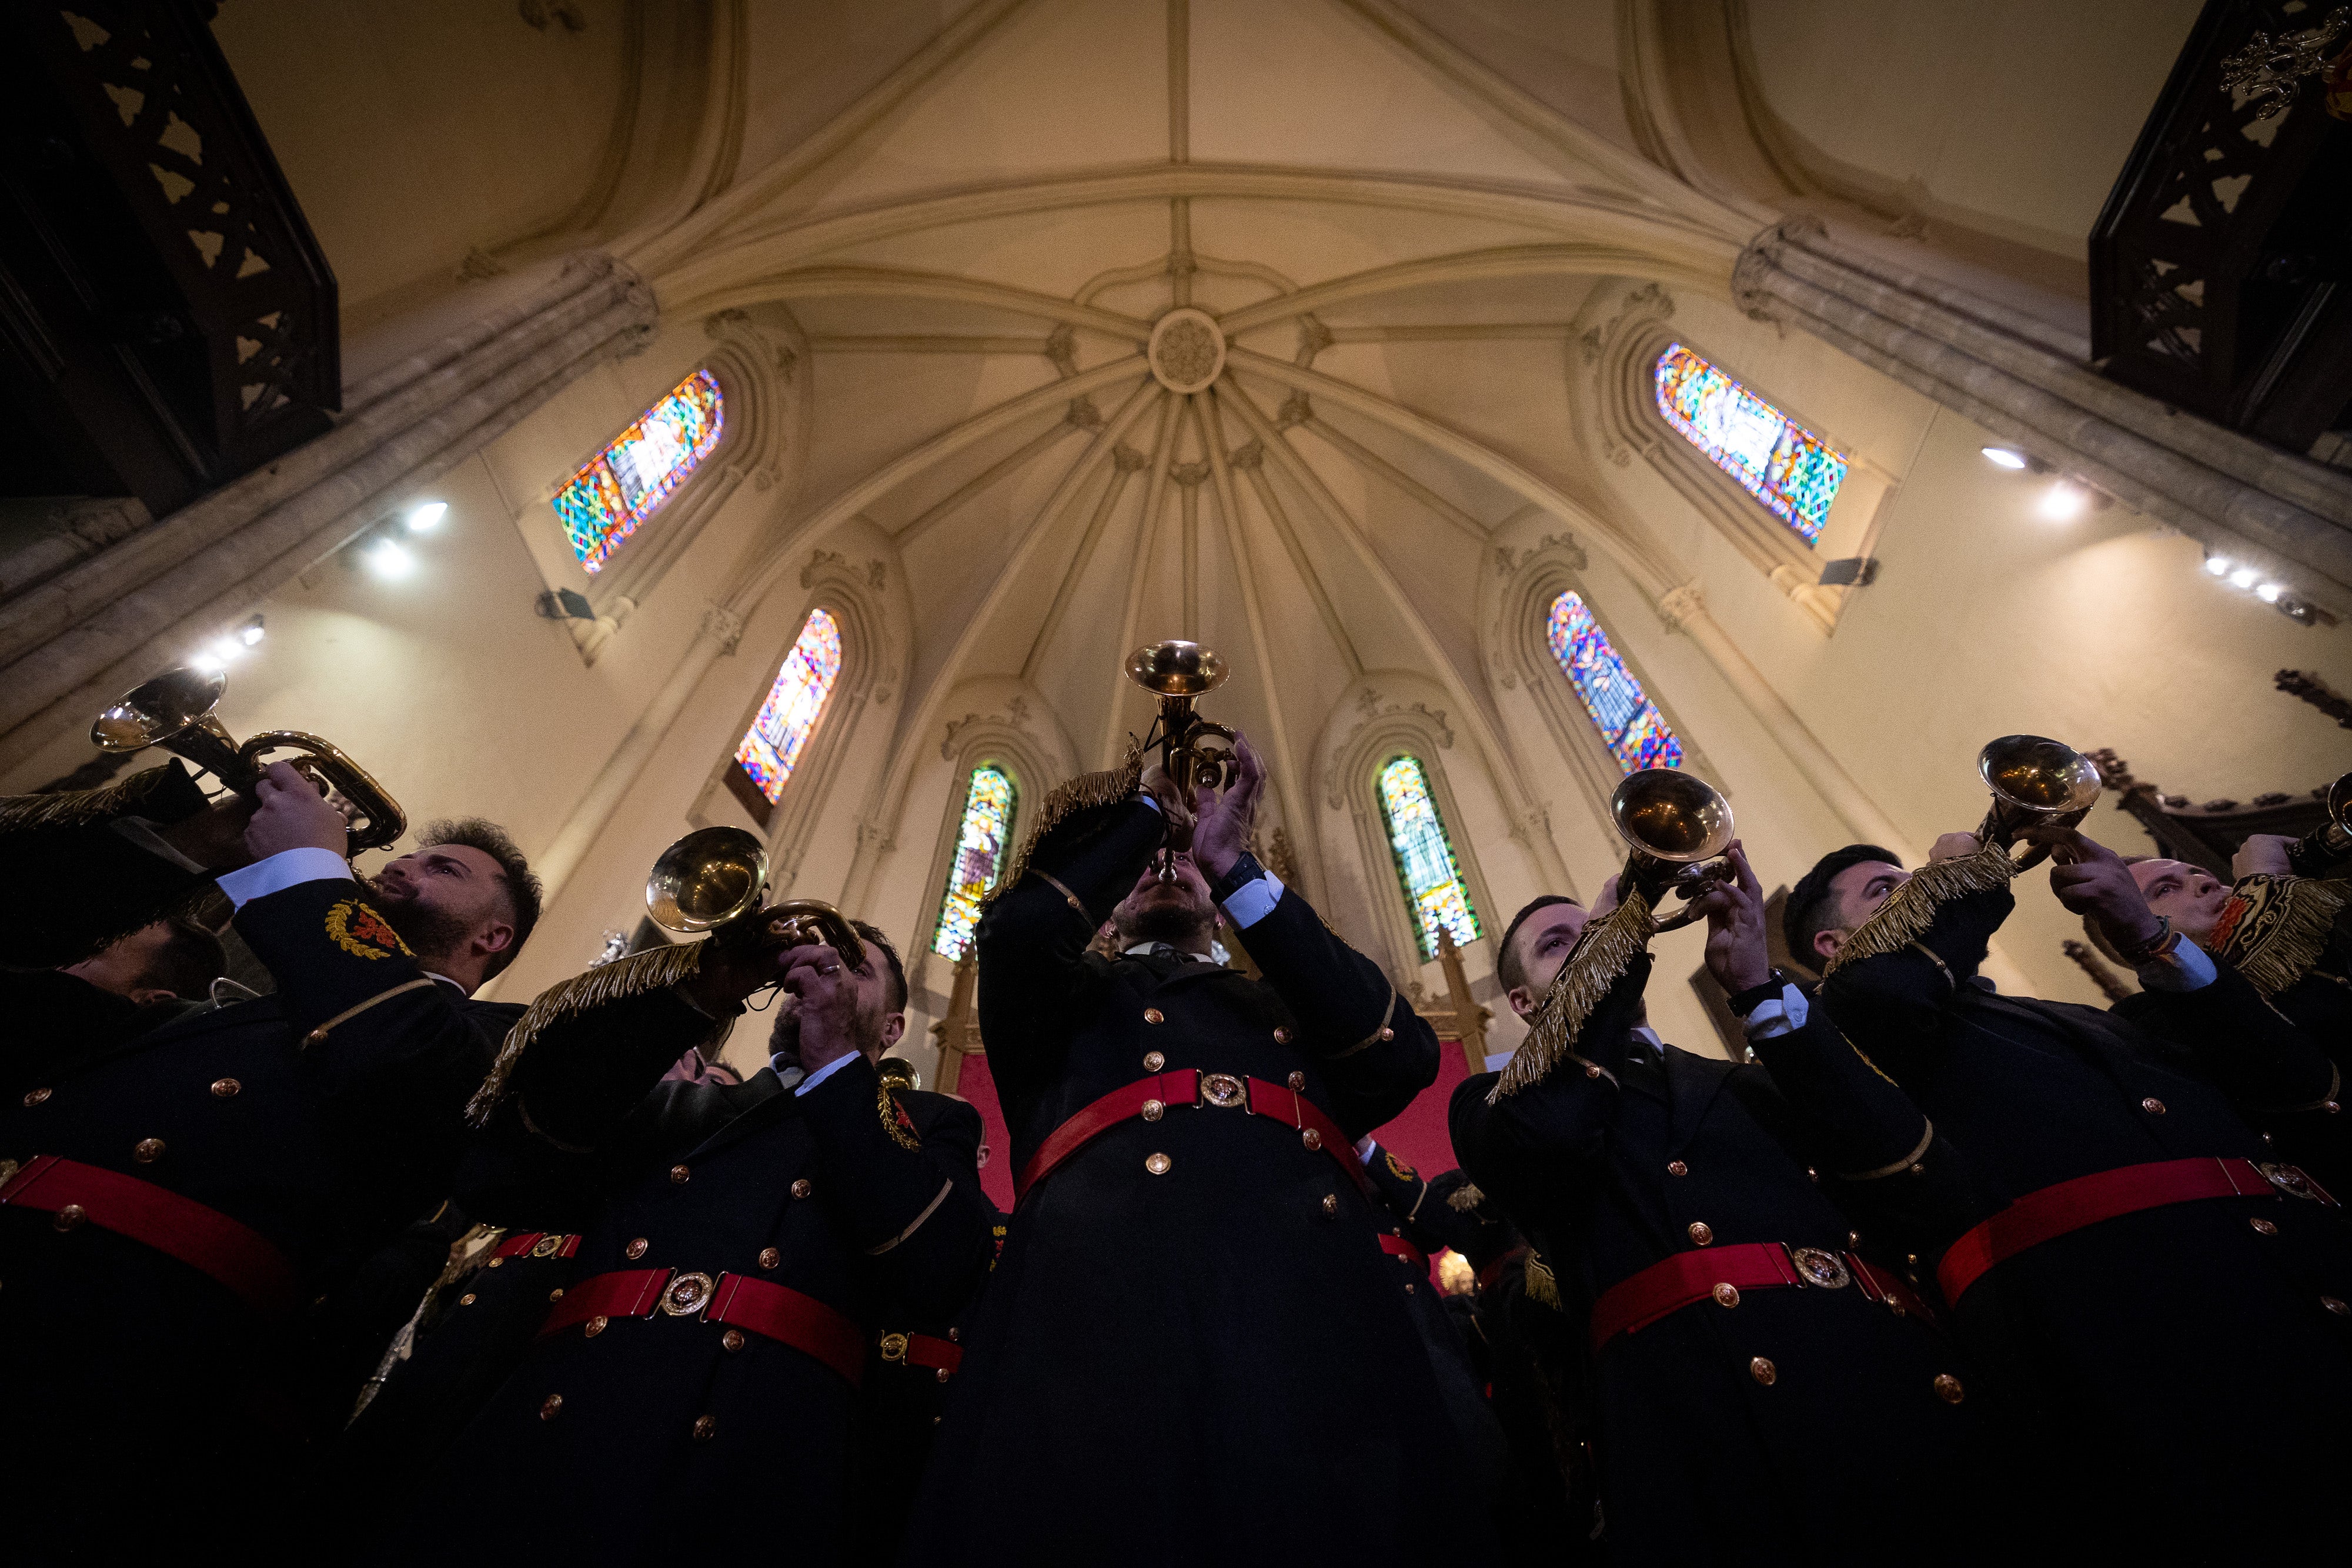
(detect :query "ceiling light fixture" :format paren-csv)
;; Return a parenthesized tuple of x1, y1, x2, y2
(2205, 556, 2232, 576)
(2038, 483, 2088, 521)
(1981, 446, 2027, 470)
(240, 615, 266, 646)
(2256, 582, 2283, 603)
(366, 539, 415, 579)
(406, 501, 447, 533)
(2230, 566, 2260, 589)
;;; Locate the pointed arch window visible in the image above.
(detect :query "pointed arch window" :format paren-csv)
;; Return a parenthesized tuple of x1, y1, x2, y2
(1377, 755, 1480, 961)
(932, 764, 1018, 961)
(554, 368, 724, 572)
(1547, 591, 1684, 773)
(1655, 343, 1845, 546)
(728, 609, 841, 823)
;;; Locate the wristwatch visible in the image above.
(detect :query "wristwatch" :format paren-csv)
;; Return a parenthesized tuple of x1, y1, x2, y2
(1208, 850, 1266, 905)
(1727, 969, 1795, 1018)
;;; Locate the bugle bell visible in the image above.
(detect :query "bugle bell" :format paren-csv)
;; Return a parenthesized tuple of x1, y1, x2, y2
(1975, 734, 2102, 872)
(644, 825, 867, 972)
(1609, 768, 1735, 933)
(2286, 771, 2352, 877)
(1126, 639, 1240, 882)
(91, 665, 406, 852)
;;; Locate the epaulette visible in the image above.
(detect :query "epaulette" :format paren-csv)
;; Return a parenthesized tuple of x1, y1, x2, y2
(2214, 873, 2348, 997)
(1491, 888, 1655, 1101)
(0, 760, 185, 833)
(982, 735, 1146, 910)
(466, 942, 708, 1126)
(1821, 840, 2019, 977)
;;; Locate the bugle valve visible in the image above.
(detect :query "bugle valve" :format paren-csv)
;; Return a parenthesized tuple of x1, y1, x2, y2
(1609, 768, 1736, 932)
(644, 825, 867, 972)
(1125, 640, 1240, 882)
(91, 665, 407, 852)
(1974, 734, 2103, 872)
(2286, 771, 2352, 877)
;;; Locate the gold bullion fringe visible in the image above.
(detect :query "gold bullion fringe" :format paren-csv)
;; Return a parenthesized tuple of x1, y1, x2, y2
(1490, 888, 1657, 1102)
(2221, 874, 2348, 997)
(1445, 1182, 1486, 1213)
(981, 735, 1147, 911)
(1820, 840, 2020, 978)
(465, 941, 707, 1126)
(1524, 1251, 1562, 1310)
(0, 762, 182, 833)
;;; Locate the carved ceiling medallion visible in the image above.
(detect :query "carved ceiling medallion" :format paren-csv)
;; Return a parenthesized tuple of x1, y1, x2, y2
(1148, 307, 1225, 393)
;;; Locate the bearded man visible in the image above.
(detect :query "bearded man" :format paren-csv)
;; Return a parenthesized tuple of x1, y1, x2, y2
(0, 763, 540, 1567)
(903, 733, 1482, 1564)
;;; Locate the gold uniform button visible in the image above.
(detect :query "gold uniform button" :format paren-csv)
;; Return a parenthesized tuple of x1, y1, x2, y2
(1749, 1356, 1777, 1386)
(2326, 1100, 2343, 1114)
(1143, 1009, 1165, 1025)
(1141, 1099, 1165, 1121)
(23, 1088, 51, 1106)
(670, 1164, 691, 1184)
(1301, 1128, 1322, 1152)
(1667, 1161, 1688, 1176)
(540, 1395, 563, 1420)
(1933, 1374, 1965, 1404)
(948, 1327, 960, 1342)
(548, 1288, 564, 1302)
(936, 1367, 951, 1383)
(2140, 1097, 2166, 1115)
(459, 1293, 477, 1306)
(1404, 1282, 1416, 1295)
(1320, 1194, 1338, 1217)
(1146, 1152, 1172, 1176)
(1142, 1051, 1166, 1072)
(487, 1256, 505, 1269)
(132, 1138, 165, 1163)
(52, 1205, 86, 1232)
(625, 1238, 650, 1261)
(304, 1028, 329, 1048)
(1688, 1222, 1713, 1246)
(791, 1179, 813, 1199)
(210, 1078, 240, 1098)
(584, 1316, 609, 1338)
(759, 1247, 780, 1269)
(2250, 1217, 2278, 1235)
(693, 1415, 717, 1441)
(1583, 1064, 1602, 1079)
(1287, 1071, 1305, 1091)
(721, 1329, 747, 1352)
(1274, 1028, 1293, 1045)
(1806, 1167, 1820, 1182)
(1378, 1027, 1395, 1042)
(2323, 1296, 2349, 1316)
(1847, 1231, 1862, 1248)
(1712, 1283, 1739, 1308)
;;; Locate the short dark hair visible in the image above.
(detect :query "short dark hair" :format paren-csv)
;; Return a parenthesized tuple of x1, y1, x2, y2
(415, 818, 542, 978)
(1783, 845, 1903, 968)
(139, 917, 225, 1000)
(1496, 895, 1581, 994)
(851, 919, 908, 1013)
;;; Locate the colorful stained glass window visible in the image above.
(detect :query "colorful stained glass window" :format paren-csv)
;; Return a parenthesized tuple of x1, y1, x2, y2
(734, 609, 842, 805)
(933, 764, 1018, 961)
(1655, 343, 1845, 545)
(1546, 591, 1685, 774)
(553, 368, 724, 572)
(1377, 755, 1481, 961)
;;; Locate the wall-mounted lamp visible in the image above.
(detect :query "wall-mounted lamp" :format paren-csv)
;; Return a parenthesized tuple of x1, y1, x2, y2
(1980, 446, 2028, 470)
(2206, 553, 2325, 624)
(188, 614, 265, 673)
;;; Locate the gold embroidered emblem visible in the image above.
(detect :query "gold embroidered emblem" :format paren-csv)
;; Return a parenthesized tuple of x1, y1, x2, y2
(880, 1085, 921, 1150)
(326, 900, 413, 959)
(1384, 1151, 1416, 1183)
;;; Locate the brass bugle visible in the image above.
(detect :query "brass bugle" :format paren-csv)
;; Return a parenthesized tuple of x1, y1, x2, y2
(91, 666, 406, 852)
(645, 825, 867, 971)
(1976, 734, 2102, 872)
(2286, 772, 2352, 877)
(1609, 767, 1735, 933)
(1126, 639, 1240, 882)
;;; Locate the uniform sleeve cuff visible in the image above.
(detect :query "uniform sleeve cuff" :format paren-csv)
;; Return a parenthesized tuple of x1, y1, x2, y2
(1220, 872, 1285, 930)
(1742, 981, 1810, 1039)
(2136, 938, 2219, 993)
(216, 847, 354, 910)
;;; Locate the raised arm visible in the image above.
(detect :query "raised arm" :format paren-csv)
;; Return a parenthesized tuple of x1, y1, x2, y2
(0, 762, 247, 965)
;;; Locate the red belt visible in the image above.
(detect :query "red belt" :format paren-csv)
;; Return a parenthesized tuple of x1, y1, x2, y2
(1378, 1233, 1427, 1272)
(1937, 1156, 2321, 1305)
(0, 1154, 299, 1317)
(1014, 1068, 1374, 1205)
(1476, 1244, 1531, 1296)
(540, 1267, 865, 1386)
(494, 1231, 581, 1260)
(881, 1330, 963, 1377)
(1589, 1241, 1932, 1353)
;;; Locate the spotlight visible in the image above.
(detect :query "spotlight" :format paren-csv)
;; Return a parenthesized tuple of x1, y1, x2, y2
(189, 651, 225, 674)
(2205, 557, 2232, 576)
(406, 501, 447, 533)
(2256, 582, 2283, 603)
(2038, 483, 2088, 521)
(2230, 567, 2259, 589)
(209, 637, 243, 666)
(1981, 446, 2027, 470)
(366, 539, 415, 579)
(239, 615, 265, 646)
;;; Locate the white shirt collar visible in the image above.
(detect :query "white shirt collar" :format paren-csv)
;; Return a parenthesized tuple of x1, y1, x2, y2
(1122, 940, 1214, 964)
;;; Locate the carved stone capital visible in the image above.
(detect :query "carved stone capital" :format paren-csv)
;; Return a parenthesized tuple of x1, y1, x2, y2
(1112, 443, 1151, 473)
(700, 602, 746, 654)
(1655, 582, 1706, 633)
(1731, 216, 1822, 323)
(1276, 392, 1313, 429)
(1170, 460, 1209, 489)
(1228, 440, 1264, 472)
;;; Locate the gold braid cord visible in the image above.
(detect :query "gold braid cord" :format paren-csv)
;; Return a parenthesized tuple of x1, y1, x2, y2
(0, 762, 185, 833)
(465, 941, 707, 1126)
(981, 736, 1146, 911)
(1820, 840, 2021, 978)
(2215, 874, 2348, 997)
(1524, 1251, 1562, 1310)
(1489, 888, 1657, 1102)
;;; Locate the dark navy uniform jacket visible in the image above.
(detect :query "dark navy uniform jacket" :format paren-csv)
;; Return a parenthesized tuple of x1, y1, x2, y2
(1451, 952, 1997, 1566)
(0, 870, 519, 1568)
(903, 797, 1489, 1566)
(1816, 887, 2352, 1563)
(0, 760, 218, 967)
(383, 985, 995, 1567)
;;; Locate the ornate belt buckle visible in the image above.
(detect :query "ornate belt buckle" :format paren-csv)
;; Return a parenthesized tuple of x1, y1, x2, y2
(1200, 1072, 1247, 1109)
(1789, 1246, 1852, 1289)
(879, 1332, 910, 1363)
(530, 1233, 565, 1260)
(659, 1271, 717, 1318)
(2259, 1162, 2327, 1203)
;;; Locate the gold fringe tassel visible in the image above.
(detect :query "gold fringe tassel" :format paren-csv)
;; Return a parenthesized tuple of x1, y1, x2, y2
(1445, 1181, 1486, 1213)
(2218, 874, 2348, 997)
(0, 763, 182, 833)
(981, 736, 1147, 911)
(1489, 888, 1657, 1101)
(1820, 840, 2020, 978)
(1524, 1251, 1561, 1310)
(465, 940, 707, 1126)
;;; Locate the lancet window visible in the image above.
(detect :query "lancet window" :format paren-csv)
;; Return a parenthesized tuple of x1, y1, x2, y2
(932, 764, 1018, 961)
(1655, 343, 1845, 546)
(733, 609, 842, 813)
(553, 368, 724, 571)
(1377, 755, 1481, 961)
(1546, 591, 1684, 773)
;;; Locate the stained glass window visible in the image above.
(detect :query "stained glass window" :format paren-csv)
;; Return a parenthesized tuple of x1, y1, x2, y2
(1377, 755, 1481, 961)
(1546, 591, 1685, 773)
(933, 764, 1018, 961)
(1655, 343, 1845, 546)
(734, 609, 842, 805)
(553, 368, 724, 572)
